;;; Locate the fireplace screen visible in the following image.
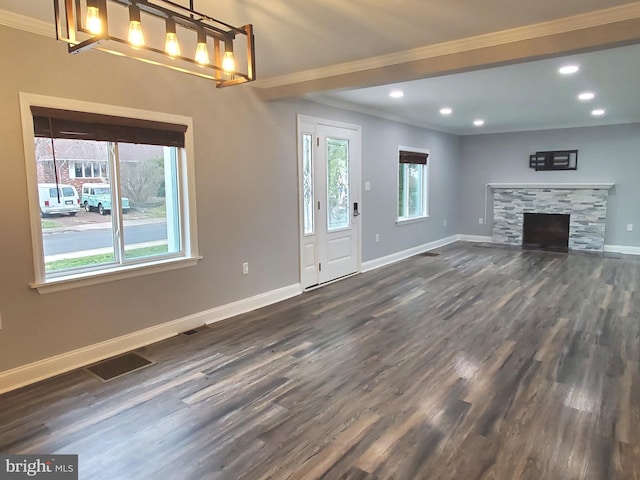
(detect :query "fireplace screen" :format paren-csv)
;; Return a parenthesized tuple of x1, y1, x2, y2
(522, 213, 570, 252)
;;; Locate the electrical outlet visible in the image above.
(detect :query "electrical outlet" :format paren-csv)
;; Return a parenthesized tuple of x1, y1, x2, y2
(242, 262, 249, 275)
(365, 181, 371, 191)
(375, 234, 380, 243)
(627, 224, 633, 232)
(478, 217, 484, 225)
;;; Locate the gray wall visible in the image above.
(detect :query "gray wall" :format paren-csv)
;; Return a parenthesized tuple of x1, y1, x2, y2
(0, 26, 460, 372)
(458, 124, 640, 247)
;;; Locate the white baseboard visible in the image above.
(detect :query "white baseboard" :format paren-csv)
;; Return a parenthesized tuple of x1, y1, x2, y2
(456, 237, 640, 255)
(199, 284, 302, 324)
(604, 245, 640, 255)
(361, 235, 458, 272)
(457, 237, 640, 255)
(456, 234, 493, 243)
(0, 283, 302, 395)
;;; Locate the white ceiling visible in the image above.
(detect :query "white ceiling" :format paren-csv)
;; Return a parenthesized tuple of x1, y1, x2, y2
(308, 44, 640, 135)
(2, 0, 640, 134)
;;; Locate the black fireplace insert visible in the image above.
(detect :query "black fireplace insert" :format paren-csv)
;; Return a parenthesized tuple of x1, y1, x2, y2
(522, 213, 570, 252)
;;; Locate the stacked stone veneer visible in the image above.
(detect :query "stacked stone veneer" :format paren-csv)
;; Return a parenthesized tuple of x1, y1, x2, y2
(492, 188, 609, 252)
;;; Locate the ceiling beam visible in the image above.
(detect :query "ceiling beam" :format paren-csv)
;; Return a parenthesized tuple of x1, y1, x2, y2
(255, 5, 640, 101)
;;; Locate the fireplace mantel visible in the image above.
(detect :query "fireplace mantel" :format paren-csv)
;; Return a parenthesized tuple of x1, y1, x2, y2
(488, 183, 614, 190)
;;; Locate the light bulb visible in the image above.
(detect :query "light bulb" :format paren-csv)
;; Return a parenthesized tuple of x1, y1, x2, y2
(195, 42, 209, 65)
(128, 21, 144, 48)
(86, 6, 101, 35)
(165, 32, 180, 58)
(222, 51, 235, 72)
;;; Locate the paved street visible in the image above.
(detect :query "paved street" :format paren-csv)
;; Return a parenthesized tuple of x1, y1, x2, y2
(43, 221, 168, 256)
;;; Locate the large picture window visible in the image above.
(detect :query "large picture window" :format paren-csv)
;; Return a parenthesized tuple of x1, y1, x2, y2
(397, 148, 429, 221)
(21, 94, 199, 293)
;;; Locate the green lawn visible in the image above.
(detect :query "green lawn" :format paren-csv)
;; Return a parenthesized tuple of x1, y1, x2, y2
(41, 220, 62, 229)
(147, 204, 166, 217)
(45, 245, 169, 272)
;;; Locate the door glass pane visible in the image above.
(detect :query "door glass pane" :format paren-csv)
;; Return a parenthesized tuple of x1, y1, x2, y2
(34, 138, 116, 276)
(302, 134, 314, 235)
(121, 144, 181, 260)
(326, 137, 350, 231)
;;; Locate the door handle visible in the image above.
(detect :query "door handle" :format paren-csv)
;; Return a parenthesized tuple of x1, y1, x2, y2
(353, 202, 360, 217)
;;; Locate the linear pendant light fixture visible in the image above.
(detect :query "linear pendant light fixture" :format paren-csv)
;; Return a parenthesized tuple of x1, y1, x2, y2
(53, 0, 255, 87)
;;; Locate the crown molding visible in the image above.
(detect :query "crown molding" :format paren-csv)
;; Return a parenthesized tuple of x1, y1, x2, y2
(0, 9, 54, 38)
(305, 96, 459, 135)
(255, 2, 640, 89)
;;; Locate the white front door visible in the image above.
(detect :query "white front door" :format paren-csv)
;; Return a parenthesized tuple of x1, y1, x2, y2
(298, 116, 361, 289)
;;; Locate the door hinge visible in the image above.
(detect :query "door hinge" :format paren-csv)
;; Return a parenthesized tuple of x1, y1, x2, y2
(318, 201, 320, 210)
(318, 263, 322, 272)
(317, 137, 319, 147)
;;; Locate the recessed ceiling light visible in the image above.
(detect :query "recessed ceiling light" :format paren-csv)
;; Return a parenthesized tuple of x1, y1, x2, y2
(591, 109, 606, 117)
(439, 107, 453, 115)
(559, 65, 580, 75)
(578, 92, 595, 101)
(389, 90, 404, 98)
(473, 119, 485, 127)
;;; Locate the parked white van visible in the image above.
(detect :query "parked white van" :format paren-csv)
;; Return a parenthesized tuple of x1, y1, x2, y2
(38, 183, 81, 216)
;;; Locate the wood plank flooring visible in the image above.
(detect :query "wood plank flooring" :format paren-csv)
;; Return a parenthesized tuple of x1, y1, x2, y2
(1, 242, 639, 479)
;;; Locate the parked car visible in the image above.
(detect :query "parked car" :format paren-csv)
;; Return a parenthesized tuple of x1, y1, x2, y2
(38, 183, 81, 217)
(81, 183, 130, 215)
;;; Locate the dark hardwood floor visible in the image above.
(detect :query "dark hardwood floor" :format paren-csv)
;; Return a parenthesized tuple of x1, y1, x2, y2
(1, 242, 639, 479)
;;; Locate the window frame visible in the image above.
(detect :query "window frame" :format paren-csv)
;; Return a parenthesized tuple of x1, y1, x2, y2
(396, 146, 429, 224)
(69, 160, 108, 179)
(20, 93, 200, 294)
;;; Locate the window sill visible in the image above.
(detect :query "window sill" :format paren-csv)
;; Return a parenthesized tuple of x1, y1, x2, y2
(30, 255, 202, 294)
(396, 215, 429, 226)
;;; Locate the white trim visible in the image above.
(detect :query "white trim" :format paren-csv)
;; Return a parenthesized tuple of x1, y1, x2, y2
(455, 237, 640, 255)
(604, 245, 640, 255)
(306, 97, 457, 135)
(457, 235, 494, 243)
(0, 9, 54, 38)
(297, 115, 364, 131)
(396, 216, 429, 226)
(361, 235, 458, 272)
(488, 183, 614, 189)
(297, 115, 363, 289)
(32, 256, 202, 294)
(457, 237, 640, 255)
(254, 3, 640, 89)
(0, 283, 302, 394)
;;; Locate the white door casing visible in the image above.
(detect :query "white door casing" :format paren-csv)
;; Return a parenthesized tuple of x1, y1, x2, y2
(297, 116, 361, 289)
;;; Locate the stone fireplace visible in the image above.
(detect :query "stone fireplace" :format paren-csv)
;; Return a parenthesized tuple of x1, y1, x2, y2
(490, 183, 614, 252)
